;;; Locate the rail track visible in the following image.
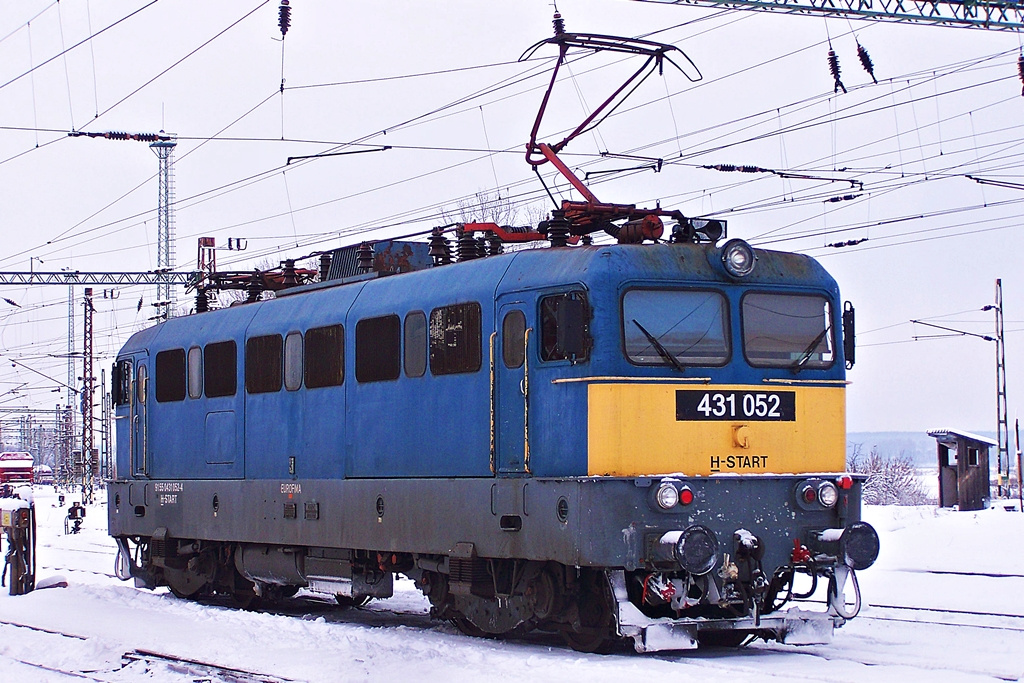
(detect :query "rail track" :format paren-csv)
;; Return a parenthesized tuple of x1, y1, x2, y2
(0, 618, 297, 682)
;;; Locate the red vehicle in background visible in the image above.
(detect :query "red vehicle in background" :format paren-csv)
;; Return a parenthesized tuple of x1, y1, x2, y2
(0, 452, 34, 484)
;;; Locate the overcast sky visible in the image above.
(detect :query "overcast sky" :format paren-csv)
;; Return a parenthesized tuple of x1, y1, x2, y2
(0, 0, 1021, 438)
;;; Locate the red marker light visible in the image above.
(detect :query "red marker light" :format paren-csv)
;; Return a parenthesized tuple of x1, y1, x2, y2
(679, 487, 694, 505)
(791, 539, 812, 563)
(837, 475, 853, 490)
(802, 487, 817, 504)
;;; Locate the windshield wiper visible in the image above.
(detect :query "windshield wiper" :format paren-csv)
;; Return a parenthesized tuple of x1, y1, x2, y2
(633, 319, 685, 373)
(791, 326, 830, 373)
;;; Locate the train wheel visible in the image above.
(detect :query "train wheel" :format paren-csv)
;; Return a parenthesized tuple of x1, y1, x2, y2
(451, 617, 492, 639)
(163, 566, 207, 600)
(228, 570, 261, 610)
(561, 627, 612, 654)
(231, 583, 261, 610)
(561, 569, 614, 653)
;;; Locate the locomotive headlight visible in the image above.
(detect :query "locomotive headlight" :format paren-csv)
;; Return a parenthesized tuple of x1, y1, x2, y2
(721, 239, 756, 278)
(817, 481, 839, 508)
(655, 482, 679, 509)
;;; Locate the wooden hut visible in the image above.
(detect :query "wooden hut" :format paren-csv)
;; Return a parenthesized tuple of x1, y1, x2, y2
(927, 429, 995, 512)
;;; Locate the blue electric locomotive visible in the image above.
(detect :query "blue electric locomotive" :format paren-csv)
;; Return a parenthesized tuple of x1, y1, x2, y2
(108, 226, 879, 652)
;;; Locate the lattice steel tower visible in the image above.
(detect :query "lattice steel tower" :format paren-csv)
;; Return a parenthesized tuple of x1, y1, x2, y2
(151, 136, 178, 314)
(994, 279, 1009, 495)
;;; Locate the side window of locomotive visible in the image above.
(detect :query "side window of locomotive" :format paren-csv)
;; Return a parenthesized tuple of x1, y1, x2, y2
(502, 310, 526, 369)
(246, 334, 283, 394)
(136, 364, 147, 405)
(540, 292, 590, 363)
(187, 346, 203, 399)
(284, 332, 303, 391)
(356, 315, 401, 383)
(404, 311, 427, 378)
(112, 359, 132, 406)
(204, 341, 237, 398)
(155, 349, 186, 402)
(305, 324, 344, 388)
(622, 290, 730, 366)
(429, 302, 482, 375)
(742, 293, 835, 369)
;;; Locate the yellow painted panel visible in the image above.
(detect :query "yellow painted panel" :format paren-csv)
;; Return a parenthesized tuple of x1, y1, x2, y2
(587, 383, 845, 477)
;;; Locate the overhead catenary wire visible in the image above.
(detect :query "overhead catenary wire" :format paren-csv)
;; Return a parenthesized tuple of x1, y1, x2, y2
(24, 31, 1007, 268)
(0, 12, 999, 266)
(4, 11, 1019, 290)
(0, 1, 160, 93)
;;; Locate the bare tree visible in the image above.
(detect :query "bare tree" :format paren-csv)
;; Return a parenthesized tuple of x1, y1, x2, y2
(443, 189, 548, 228)
(850, 446, 930, 506)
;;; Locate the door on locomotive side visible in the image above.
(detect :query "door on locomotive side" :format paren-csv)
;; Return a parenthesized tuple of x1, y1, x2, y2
(495, 297, 530, 474)
(131, 355, 149, 477)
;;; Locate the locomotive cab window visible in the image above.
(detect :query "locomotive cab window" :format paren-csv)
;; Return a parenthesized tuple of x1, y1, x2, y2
(246, 334, 283, 394)
(356, 315, 401, 383)
(429, 302, 482, 375)
(742, 293, 835, 369)
(155, 349, 186, 402)
(540, 292, 590, 363)
(204, 341, 237, 398)
(623, 289, 729, 367)
(305, 325, 344, 388)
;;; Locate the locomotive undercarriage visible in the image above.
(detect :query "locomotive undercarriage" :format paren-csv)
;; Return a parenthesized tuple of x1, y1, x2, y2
(113, 532, 861, 653)
(109, 475, 875, 652)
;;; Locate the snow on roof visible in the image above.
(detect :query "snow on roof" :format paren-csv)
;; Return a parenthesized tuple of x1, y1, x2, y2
(0, 451, 33, 461)
(926, 429, 998, 446)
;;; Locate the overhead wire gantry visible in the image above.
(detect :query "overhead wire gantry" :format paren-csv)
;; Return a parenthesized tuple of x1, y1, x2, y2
(633, 0, 1024, 31)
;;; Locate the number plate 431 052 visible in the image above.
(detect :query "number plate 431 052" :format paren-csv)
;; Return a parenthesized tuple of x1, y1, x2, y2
(675, 390, 796, 421)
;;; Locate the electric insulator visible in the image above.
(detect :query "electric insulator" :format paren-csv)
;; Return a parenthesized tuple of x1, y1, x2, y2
(552, 11, 565, 36)
(428, 228, 452, 266)
(356, 242, 374, 273)
(319, 252, 332, 281)
(485, 231, 503, 256)
(546, 211, 571, 248)
(828, 49, 847, 94)
(457, 230, 480, 261)
(857, 42, 877, 84)
(279, 0, 291, 38)
(246, 272, 263, 302)
(1018, 53, 1024, 96)
(281, 259, 297, 285)
(196, 287, 209, 314)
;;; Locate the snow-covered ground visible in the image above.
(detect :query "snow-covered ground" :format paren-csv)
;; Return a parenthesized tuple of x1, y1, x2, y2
(2, 488, 1023, 682)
